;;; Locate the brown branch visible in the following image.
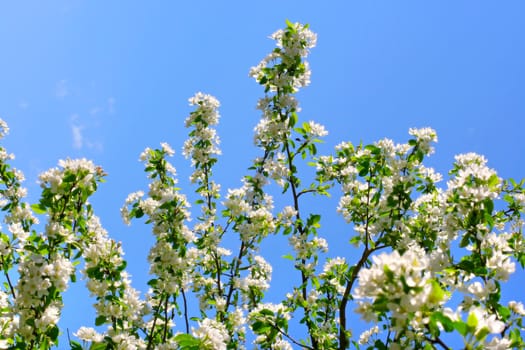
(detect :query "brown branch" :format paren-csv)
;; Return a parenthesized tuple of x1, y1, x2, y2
(181, 288, 190, 334)
(424, 334, 451, 350)
(283, 134, 321, 349)
(268, 318, 315, 350)
(1, 255, 16, 299)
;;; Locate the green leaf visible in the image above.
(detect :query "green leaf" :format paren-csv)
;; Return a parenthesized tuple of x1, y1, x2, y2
(90, 343, 108, 350)
(459, 234, 471, 248)
(453, 320, 468, 336)
(349, 235, 361, 246)
(358, 165, 369, 177)
(475, 327, 489, 341)
(134, 207, 144, 219)
(466, 311, 478, 330)
(365, 144, 381, 155)
(302, 121, 311, 133)
(428, 279, 446, 304)
(483, 198, 494, 215)
(69, 341, 83, 350)
(47, 325, 59, 340)
(373, 339, 388, 350)
(30, 203, 46, 214)
(147, 278, 158, 288)
(289, 112, 298, 128)
(259, 309, 275, 317)
(251, 320, 271, 333)
(497, 305, 511, 320)
(117, 260, 127, 272)
(63, 173, 77, 183)
(488, 174, 500, 190)
(282, 254, 294, 261)
(431, 311, 454, 332)
(307, 214, 321, 228)
(95, 315, 107, 326)
(175, 333, 201, 349)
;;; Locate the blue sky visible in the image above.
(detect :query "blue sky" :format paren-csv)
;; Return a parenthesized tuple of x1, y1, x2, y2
(1, 1, 524, 347)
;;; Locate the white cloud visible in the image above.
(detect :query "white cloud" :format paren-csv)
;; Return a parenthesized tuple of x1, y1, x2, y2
(56, 79, 69, 99)
(86, 141, 103, 152)
(90, 107, 101, 116)
(71, 124, 83, 149)
(107, 97, 115, 114)
(18, 100, 29, 109)
(70, 114, 104, 151)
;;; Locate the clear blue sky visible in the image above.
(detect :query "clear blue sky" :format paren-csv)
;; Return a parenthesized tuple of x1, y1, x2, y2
(1, 1, 524, 347)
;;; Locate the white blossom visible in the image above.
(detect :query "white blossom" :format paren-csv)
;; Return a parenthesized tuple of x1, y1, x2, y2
(0, 119, 9, 139)
(307, 121, 328, 137)
(74, 326, 104, 342)
(192, 318, 230, 350)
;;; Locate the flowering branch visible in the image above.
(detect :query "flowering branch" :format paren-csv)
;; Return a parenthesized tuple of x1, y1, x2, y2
(0, 21, 524, 350)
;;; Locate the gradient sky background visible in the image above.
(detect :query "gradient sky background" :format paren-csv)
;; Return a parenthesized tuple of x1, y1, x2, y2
(1, 1, 524, 347)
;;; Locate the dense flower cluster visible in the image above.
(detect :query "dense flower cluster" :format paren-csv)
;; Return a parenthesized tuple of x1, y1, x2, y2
(80, 216, 147, 347)
(250, 21, 316, 91)
(183, 92, 221, 184)
(192, 318, 230, 350)
(250, 21, 317, 149)
(353, 245, 444, 329)
(1, 21, 524, 350)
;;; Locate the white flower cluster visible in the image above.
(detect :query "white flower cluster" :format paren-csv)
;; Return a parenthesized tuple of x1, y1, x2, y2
(183, 92, 221, 180)
(223, 188, 251, 217)
(123, 142, 207, 345)
(447, 152, 500, 203)
(353, 245, 444, 330)
(271, 22, 317, 58)
(481, 232, 515, 281)
(0, 146, 14, 162)
(186, 92, 220, 126)
(223, 179, 276, 243)
(466, 306, 508, 348)
(81, 216, 146, 336)
(253, 113, 290, 148)
(277, 205, 297, 227)
(358, 325, 380, 345)
(192, 318, 230, 350)
(139, 146, 178, 178)
(250, 22, 316, 91)
(263, 152, 289, 188)
(0, 140, 34, 231)
(7, 157, 109, 344)
(74, 326, 104, 343)
(13, 252, 76, 341)
(306, 121, 328, 138)
(39, 158, 98, 194)
(330, 133, 435, 231)
(239, 206, 276, 242)
(76, 325, 148, 349)
(0, 119, 9, 139)
(0, 291, 14, 344)
(509, 300, 525, 316)
(289, 235, 328, 261)
(249, 303, 293, 349)
(320, 257, 347, 295)
(408, 127, 438, 155)
(240, 255, 272, 293)
(250, 23, 317, 149)
(2, 22, 525, 350)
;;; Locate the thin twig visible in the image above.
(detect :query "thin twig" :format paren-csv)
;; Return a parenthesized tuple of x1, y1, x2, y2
(339, 176, 373, 350)
(269, 319, 315, 350)
(1, 255, 16, 299)
(181, 289, 190, 334)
